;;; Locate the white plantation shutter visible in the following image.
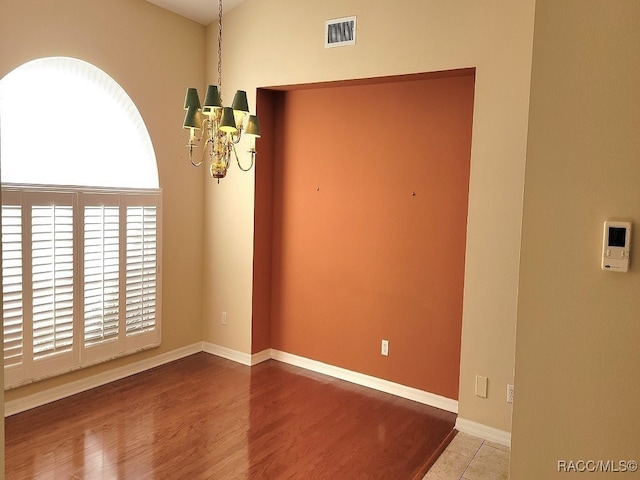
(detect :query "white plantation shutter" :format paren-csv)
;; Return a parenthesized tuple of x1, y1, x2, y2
(126, 206, 157, 336)
(2, 187, 161, 389)
(83, 205, 120, 346)
(31, 204, 74, 360)
(2, 204, 24, 368)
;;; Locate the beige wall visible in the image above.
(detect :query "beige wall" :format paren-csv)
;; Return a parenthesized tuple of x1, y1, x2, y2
(0, 0, 205, 402)
(203, 0, 536, 432)
(511, 1, 640, 477)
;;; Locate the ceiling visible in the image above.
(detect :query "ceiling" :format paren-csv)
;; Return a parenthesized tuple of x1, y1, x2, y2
(146, 0, 244, 26)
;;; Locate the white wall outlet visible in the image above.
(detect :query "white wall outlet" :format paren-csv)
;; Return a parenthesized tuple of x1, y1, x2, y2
(221, 312, 227, 326)
(507, 384, 514, 403)
(475, 375, 488, 398)
(381, 339, 389, 356)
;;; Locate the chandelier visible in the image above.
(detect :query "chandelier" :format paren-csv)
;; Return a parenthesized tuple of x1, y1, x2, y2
(182, 0, 260, 182)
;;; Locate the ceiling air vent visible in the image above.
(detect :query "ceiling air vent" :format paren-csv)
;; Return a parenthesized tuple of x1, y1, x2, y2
(325, 16, 357, 48)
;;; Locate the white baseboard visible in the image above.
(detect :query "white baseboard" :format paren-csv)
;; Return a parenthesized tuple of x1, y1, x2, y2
(4, 343, 202, 417)
(269, 349, 459, 414)
(6, 341, 508, 448)
(250, 349, 271, 365)
(202, 342, 253, 366)
(455, 417, 511, 447)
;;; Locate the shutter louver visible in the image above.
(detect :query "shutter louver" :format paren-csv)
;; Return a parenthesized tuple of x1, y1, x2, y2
(126, 206, 157, 335)
(31, 205, 74, 360)
(84, 206, 119, 346)
(2, 205, 24, 367)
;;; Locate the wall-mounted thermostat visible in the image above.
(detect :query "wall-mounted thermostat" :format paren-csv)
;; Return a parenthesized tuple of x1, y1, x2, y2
(601, 221, 631, 272)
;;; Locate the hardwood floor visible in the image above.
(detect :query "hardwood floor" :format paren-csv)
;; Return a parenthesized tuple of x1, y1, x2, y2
(5, 353, 456, 479)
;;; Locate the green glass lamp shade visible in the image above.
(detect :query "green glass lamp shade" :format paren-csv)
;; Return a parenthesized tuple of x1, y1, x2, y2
(231, 90, 250, 113)
(183, 107, 203, 129)
(203, 85, 222, 112)
(219, 107, 238, 133)
(246, 115, 261, 137)
(183, 88, 201, 110)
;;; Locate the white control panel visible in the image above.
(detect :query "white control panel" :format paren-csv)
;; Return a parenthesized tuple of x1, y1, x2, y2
(601, 221, 631, 272)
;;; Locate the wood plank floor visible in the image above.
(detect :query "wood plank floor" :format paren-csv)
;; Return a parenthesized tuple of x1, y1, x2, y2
(5, 353, 456, 479)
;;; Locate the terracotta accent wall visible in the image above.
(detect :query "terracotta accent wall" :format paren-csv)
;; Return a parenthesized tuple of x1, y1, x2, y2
(258, 72, 474, 399)
(252, 90, 279, 354)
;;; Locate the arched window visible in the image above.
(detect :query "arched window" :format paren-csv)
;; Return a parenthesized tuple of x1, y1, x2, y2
(1, 58, 162, 389)
(1, 57, 158, 188)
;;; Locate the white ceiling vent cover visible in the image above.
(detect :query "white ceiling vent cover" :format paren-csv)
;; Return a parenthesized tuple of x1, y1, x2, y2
(325, 16, 357, 48)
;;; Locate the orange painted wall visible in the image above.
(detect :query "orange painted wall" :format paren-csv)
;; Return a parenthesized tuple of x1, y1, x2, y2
(255, 72, 474, 399)
(252, 90, 279, 354)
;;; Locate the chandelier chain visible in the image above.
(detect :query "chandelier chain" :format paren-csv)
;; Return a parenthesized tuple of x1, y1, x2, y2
(217, 0, 223, 88)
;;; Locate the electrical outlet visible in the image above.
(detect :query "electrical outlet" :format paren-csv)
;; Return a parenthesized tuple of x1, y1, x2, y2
(381, 339, 389, 356)
(507, 384, 514, 404)
(221, 312, 227, 326)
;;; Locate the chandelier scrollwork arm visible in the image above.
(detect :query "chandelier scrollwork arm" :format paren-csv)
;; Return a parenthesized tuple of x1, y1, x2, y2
(232, 144, 255, 172)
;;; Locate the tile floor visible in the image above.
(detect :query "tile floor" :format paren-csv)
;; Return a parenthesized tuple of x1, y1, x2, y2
(423, 432, 510, 480)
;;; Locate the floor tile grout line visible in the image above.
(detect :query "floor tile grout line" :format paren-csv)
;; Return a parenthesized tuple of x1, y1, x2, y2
(458, 439, 485, 480)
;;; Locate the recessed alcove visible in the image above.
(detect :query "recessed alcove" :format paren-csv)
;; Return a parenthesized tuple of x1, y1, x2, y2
(252, 69, 475, 400)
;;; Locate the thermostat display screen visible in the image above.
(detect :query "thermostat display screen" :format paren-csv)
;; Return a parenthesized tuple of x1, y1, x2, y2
(609, 227, 627, 247)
